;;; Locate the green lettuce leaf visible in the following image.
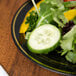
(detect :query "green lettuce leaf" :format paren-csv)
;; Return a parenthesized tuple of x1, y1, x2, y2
(25, 32, 31, 40)
(73, 17, 76, 25)
(60, 25, 76, 63)
(66, 52, 76, 64)
(36, 0, 67, 27)
(61, 25, 76, 51)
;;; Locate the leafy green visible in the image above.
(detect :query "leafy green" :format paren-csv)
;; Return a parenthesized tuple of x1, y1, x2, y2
(44, 0, 64, 8)
(60, 25, 76, 63)
(25, 32, 31, 40)
(73, 17, 76, 25)
(25, 0, 76, 63)
(72, 34, 76, 51)
(25, 11, 38, 32)
(63, 1, 76, 8)
(36, 2, 53, 27)
(66, 52, 76, 64)
(61, 25, 76, 51)
(36, 11, 53, 27)
(26, 0, 67, 37)
(36, 0, 68, 27)
(31, 0, 40, 16)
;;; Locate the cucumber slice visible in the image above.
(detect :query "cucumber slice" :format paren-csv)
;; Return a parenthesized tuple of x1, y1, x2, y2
(27, 24, 61, 54)
(63, 1, 76, 7)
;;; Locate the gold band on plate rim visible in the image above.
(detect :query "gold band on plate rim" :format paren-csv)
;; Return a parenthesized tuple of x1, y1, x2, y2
(12, 1, 76, 75)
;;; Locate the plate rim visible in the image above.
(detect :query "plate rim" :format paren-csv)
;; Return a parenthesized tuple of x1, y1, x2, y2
(11, 1, 76, 76)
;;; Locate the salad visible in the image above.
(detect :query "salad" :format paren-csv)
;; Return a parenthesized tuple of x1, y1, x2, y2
(21, 0, 76, 64)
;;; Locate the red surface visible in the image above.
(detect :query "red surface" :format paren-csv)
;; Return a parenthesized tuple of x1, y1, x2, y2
(64, 0, 76, 2)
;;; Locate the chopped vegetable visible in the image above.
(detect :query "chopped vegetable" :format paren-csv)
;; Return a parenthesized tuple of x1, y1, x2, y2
(64, 0, 76, 2)
(24, 0, 76, 63)
(27, 24, 61, 54)
(25, 11, 38, 32)
(61, 25, 76, 51)
(64, 9, 76, 21)
(36, 0, 67, 28)
(62, 21, 75, 35)
(19, 23, 29, 33)
(60, 25, 76, 63)
(31, 0, 40, 16)
(25, 32, 31, 40)
(66, 52, 76, 64)
(73, 17, 76, 24)
(63, 1, 76, 7)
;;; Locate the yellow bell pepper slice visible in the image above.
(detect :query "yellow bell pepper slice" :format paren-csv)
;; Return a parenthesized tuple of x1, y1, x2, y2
(64, 9, 76, 21)
(19, 0, 44, 33)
